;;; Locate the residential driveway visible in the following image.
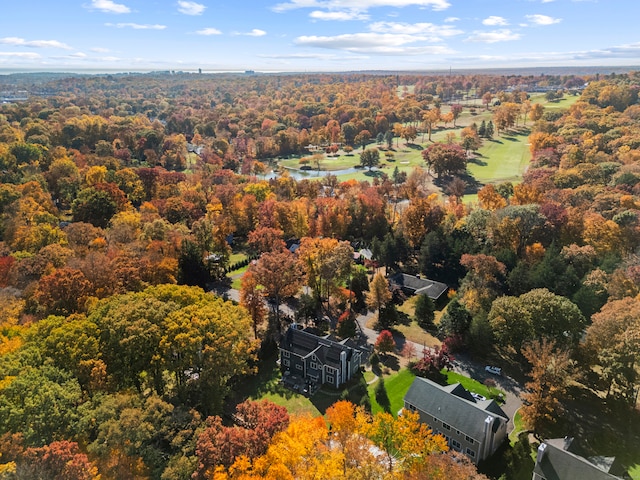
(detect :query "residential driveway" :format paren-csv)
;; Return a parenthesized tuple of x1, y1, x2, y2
(355, 312, 522, 433)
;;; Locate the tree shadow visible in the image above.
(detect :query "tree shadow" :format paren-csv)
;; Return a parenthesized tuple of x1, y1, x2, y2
(364, 170, 384, 178)
(503, 136, 518, 142)
(375, 377, 392, 413)
(381, 354, 400, 372)
(489, 139, 503, 144)
(468, 157, 487, 166)
(406, 143, 423, 150)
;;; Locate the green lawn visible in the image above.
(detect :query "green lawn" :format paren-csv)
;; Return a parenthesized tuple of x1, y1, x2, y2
(229, 252, 248, 265)
(230, 265, 249, 289)
(467, 128, 531, 185)
(368, 368, 416, 416)
(509, 409, 526, 445)
(441, 369, 505, 403)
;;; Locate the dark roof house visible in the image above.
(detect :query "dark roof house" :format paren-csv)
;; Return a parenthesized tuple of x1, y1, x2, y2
(279, 325, 366, 389)
(390, 273, 448, 300)
(533, 438, 629, 480)
(404, 376, 508, 464)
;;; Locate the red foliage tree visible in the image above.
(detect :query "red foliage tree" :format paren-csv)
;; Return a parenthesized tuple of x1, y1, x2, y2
(195, 400, 289, 477)
(20, 441, 99, 480)
(375, 330, 396, 356)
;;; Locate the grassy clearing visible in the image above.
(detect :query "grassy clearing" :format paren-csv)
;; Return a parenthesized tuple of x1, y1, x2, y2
(229, 252, 248, 265)
(368, 368, 416, 416)
(441, 369, 505, 402)
(233, 358, 321, 417)
(509, 409, 526, 445)
(230, 265, 249, 289)
(468, 127, 531, 185)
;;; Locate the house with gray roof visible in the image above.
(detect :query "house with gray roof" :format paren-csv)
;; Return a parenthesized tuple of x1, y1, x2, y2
(403, 376, 508, 464)
(389, 273, 448, 301)
(533, 437, 628, 480)
(279, 324, 365, 389)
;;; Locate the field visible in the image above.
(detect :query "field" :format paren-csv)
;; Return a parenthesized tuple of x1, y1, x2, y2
(273, 93, 577, 196)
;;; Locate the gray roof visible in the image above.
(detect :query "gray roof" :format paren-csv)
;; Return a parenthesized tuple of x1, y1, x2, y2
(390, 273, 448, 300)
(281, 326, 360, 369)
(533, 438, 627, 480)
(404, 377, 508, 442)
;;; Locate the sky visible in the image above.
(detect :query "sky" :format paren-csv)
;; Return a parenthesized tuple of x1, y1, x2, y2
(1, 0, 639, 73)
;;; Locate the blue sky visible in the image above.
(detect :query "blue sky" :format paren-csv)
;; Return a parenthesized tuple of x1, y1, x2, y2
(1, 0, 639, 72)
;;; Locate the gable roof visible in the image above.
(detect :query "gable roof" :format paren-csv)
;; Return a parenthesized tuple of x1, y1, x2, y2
(281, 325, 363, 369)
(404, 377, 508, 441)
(534, 438, 627, 480)
(389, 273, 448, 300)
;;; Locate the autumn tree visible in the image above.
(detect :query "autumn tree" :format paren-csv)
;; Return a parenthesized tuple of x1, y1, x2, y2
(421, 143, 467, 179)
(240, 270, 267, 340)
(375, 330, 396, 356)
(422, 108, 441, 142)
(520, 338, 575, 435)
(34, 267, 93, 316)
(247, 226, 285, 255)
(195, 400, 289, 477)
(366, 271, 392, 318)
(584, 297, 640, 404)
(251, 249, 301, 327)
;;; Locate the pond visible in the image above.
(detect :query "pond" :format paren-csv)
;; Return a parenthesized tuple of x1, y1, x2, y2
(265, 165, 380, 181)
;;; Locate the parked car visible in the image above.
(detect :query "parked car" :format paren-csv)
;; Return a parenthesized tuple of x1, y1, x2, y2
(485, 365, 502, 375)
(471, 392, 487, 402)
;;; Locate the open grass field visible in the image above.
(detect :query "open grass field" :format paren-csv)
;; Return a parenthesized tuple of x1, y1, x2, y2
(368, 368, 416, 416)
(467, 127, 532, 185)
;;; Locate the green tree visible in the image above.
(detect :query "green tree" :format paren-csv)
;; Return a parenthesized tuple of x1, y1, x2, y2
(488, 288, 586, 355)
(359, 148, 380, 170)
(71, 187, 117, 228)
(414, 294, 435, 330)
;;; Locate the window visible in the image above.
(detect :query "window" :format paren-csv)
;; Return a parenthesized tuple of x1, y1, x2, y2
(451, 440, 461, 451)
(296, 364, 303, 371)
(465, 435, 474, 444)
(282, 351, 290, 358)
(466, 448, 475, 458)
(283, 359, 290, 367)
(442, 423, 451, 430)
(327, 375, 334, 383)
(310, 362, 318, 370)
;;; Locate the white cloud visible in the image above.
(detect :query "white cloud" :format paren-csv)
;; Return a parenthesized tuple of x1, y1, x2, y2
(295, 32, 454, 54)
(310, 10, 369, 20)
(86, 0, 131, 14)
(0, 52, 41, 58)
(105, 23, 167, 29)
(0, 37, 73, 50)
(177, 1, 206, 15)
(91, 47, 110, 53)
(233, 29, 267, 36)
(369, 21, 462, 39)
(444, 16, 459, 22)
(482, 16, 508, 26)
(273, 0, 451, 13)
(196, 27, 222, 35)
(525, 14, 561, 25)
(466, 29, 521, 43)
(70, 52, 88, 58)
(541, 0, 555, 3)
